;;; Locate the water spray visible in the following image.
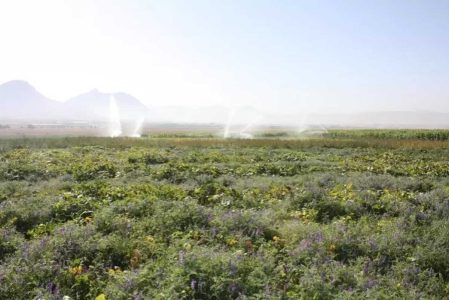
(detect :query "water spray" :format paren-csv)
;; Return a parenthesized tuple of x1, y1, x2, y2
(223, 109, 235, 138)
(130, 117, 145, 137)
(108, 95, 122, 137)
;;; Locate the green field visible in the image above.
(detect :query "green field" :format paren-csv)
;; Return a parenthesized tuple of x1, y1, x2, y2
(1, 132, 449, 299)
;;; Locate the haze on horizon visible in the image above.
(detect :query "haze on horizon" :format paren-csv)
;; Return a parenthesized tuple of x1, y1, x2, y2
(1, 0, 449, 115)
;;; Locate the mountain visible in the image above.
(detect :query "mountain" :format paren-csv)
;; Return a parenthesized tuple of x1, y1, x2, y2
(0, 81, 151, 122)
(1, 80, 449, 128)
(0, 80, 62, 120)
(64, 89, 150, 121)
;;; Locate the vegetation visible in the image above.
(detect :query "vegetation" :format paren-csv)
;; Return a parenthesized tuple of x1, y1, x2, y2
(325, 129, 449, 141)
(1, 132, 449, 299)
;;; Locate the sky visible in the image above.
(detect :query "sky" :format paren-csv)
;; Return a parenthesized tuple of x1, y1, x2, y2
(0, 0, 449, 114)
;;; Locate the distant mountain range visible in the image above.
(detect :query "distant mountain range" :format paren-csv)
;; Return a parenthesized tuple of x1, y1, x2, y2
(1, 80, 449, 128)
(0, 80, 149, 121)
(64, 89, 149, 121)
(0, 80, 61, 120)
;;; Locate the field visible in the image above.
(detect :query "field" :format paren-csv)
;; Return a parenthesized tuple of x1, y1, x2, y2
(1, 131, 449, 299)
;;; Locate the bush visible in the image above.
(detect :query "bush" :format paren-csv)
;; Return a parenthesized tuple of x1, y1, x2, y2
(71, 160, 117, 181)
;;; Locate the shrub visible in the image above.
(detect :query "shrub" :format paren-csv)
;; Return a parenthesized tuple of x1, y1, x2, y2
(71, 160, 117, 181)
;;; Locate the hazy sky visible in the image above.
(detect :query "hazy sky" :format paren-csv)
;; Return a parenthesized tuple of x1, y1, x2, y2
(1, 0, 448, 113)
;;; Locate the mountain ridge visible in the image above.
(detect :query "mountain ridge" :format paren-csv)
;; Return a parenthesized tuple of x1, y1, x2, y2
(0, 80, 62, 120)
(1, 80, 449, 128)
(0, 80, 150, 121)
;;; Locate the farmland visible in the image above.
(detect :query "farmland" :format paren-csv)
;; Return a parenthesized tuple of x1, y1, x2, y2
(1, 132, 449, 299)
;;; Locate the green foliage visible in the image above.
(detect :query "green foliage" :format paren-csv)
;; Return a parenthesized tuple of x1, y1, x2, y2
(70, 159, 117, 181)
(1, 132, 449, 299)
(326, 129, 449, 141)
(416, 220, 449, 279)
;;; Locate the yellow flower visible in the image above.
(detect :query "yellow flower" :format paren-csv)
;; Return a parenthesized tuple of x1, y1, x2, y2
(272, 235, 285, 248)
(95, 294, 107, 300)
(68, 265, 83, 276)
(227, 238, 238, 246)
(108, 266, 122, 276)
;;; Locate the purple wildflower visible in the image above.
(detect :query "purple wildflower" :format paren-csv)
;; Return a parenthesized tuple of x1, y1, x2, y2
(47, 282, 60, 297)
(364, 279, 376, 289)
(311, 232, 324, 243)
(230, 282, 238, 295)
(191, 279, 197, 290)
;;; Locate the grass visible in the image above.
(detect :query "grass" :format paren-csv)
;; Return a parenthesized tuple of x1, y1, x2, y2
(325, 129, 449, 141)
(3, 134, 449, 151)
(1, 131, 449, 299)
